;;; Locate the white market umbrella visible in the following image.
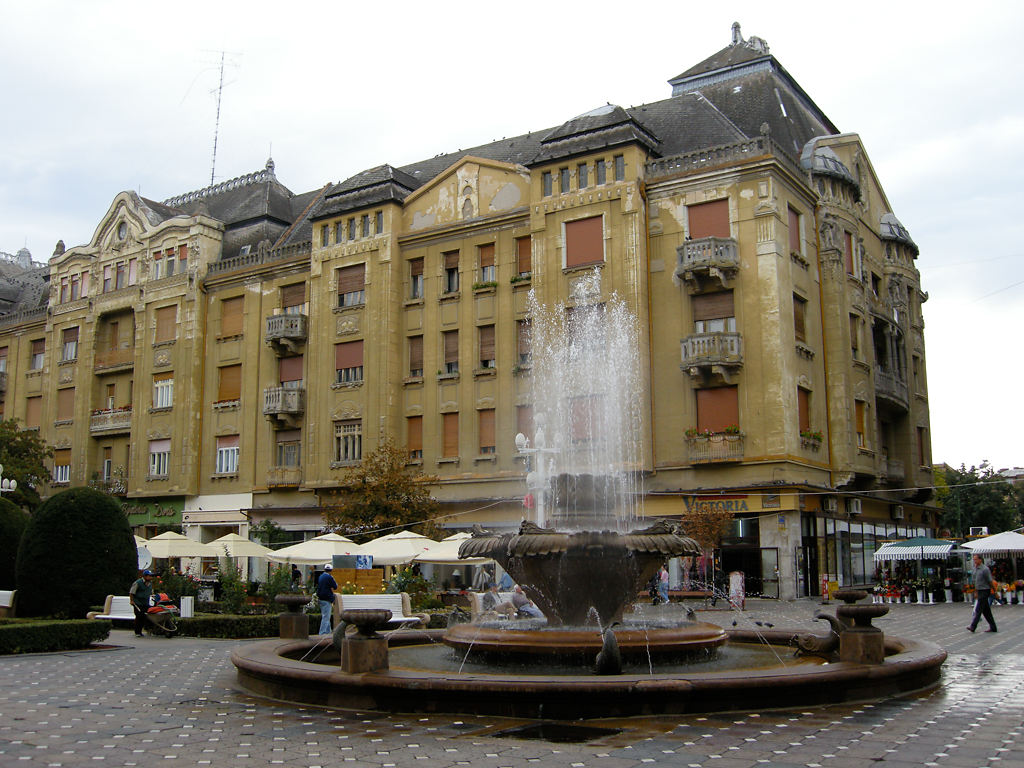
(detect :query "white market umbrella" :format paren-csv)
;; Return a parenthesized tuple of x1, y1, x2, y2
(265, 533, 363, 566)
(208, 533, 273, 559)
(963, 531, 1024, 558)
(134, 535, 149, 547)
(144, 531, 220, 559)
(361, 530, 438, 566)
(413, 532, 492, 565)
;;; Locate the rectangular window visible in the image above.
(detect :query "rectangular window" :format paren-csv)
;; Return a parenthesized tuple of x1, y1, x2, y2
(696, 386, 739, 434)
(443, 330, 459, 374)
(478, 325, 495, 369)
(443, 251, 459, 293)
(409, 258, 424, 299)
(516, 236, 531, 277)
(596, 158, 606, 185)
(178, 244, 188, 271)
(375, 210, 383, 235)
(276, 429, 301, 467)
(25, 396, 42, 428)
(220, 296, 244, 337)
(215, 435, 240, 474)
(688, 199, 730, 239)
(614, 154, 625, 181)
(559, 167, 570, 194)
(153, 372, 174, 409)
(478, 244, 495, 283)
(577, 162, 589, 189)
(152, 250, 162, 280)
(912, 356, 922, 394)
(217, 364, 242, 402)
(334, 420, 362, 462)
(335, 221, 344, 243)
(115, 262, 125, 289)
(279, 355, 304, 388)
(128, 258, 138, 285)
(564, 215, 604, 268)
(793, 294, 807, 343)
(693, 291, 736, 333)
(53, 448, 71, 484)
(844, 231, 855, 275)
(0, 346, 7, 373)
(407, 415, 423, 459)
(102, 447, 112, 481)
(61, 327, 79, 361)
(103, 265, 112, 292)
(30, 339, 45, 369)
(56, 387, 75, 421)
(517, 320, 531, 365)
(148, 439, 170, 477)
(516, 404, 534, 444)
(570, 395, 603, 444)
(155, 305, 177, 343)
(165, 248, 176, 277)
(337, 264, 366, 307)
(788, 205, 802, 254)
(321, 224, 330, 248)
(855, 400, 866, 447)
(542, 171, 552, 197)
(106, 383, 116, 410)
(348, 218, 356, 241)
(408, 335, 423, 377)
(281, 283, 306, 314)
(479, 409, 496, 454)
(917, 426, 929, 467)
(850, 314, 861, 359)
(107, 321, 119, 352)
(797, 387, 810, 433)
(70, 274, 80, 300)
(60, 277, 69, 303)
(361, 214, 370, 238)
(442, 412, 459, 458)
(335, 341, 364, 383)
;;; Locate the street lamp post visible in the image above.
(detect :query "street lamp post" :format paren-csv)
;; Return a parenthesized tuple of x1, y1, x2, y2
(0, 464, 17, 495)
(515, 415, 557, 528)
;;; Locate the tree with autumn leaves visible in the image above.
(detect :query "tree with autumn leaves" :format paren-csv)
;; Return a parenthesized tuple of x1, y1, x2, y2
(0, 417, 52, 511)
(321, 440, 442, 542)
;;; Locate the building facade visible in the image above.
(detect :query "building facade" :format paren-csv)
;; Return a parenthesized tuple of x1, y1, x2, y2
(0, 27, 935, 597)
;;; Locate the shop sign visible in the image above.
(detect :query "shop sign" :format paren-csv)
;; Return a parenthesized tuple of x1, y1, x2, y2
(682, 495, 749, 513)
(122, 501, 181, 521)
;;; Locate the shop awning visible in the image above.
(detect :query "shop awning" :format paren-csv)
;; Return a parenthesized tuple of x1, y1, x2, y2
(873, 536, 961, 561)
(963, 530, 1024, 557)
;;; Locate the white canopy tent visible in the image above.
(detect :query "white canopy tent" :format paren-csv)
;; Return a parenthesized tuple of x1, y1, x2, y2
(208, 533, 274, 559)
(143, 531, 221, 559)
(963, 530, 1024, 557)
(265, 533, 363, 566)
(360, 530, 438, 566)
(413, 532, 492, 565)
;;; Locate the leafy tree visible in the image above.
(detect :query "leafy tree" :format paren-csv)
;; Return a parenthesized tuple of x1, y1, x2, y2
(321, 439, 440, 542)
(677, 503, 734, 553)
(15, 487, 137, 617)
(936, 462, 1023, 537)
(250, 518, 295, 547)
(0, 495, 30, 588)
(217, 563, 248, 615)
(0, 417, 53, 511)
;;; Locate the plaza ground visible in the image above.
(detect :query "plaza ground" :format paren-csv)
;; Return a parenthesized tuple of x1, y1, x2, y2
(1, 599, 1021, 767)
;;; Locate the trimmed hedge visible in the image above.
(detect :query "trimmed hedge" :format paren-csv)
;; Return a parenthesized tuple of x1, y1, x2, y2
(0, 619, 112, 654)
(176, 613, 320, 639)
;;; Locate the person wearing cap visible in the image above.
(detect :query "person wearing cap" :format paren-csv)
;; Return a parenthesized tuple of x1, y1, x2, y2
(129, 570, 154, 637)
(316, 563, 338, 635)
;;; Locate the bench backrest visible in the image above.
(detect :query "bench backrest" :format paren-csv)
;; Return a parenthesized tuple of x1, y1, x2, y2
(468, 590, 515, 617)
(109, 596, 134, 616)
(338, 593, 407, 614)
(0, 590, 14, 608)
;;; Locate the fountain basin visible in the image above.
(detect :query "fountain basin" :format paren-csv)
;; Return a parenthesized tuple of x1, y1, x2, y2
(231, 628, 946, 719)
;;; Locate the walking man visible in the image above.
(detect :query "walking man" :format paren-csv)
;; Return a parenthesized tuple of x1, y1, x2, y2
(316, 563, 337, 635)
(967, 554, 997, 633)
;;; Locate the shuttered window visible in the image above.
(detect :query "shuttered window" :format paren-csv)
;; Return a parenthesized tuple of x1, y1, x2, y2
(30, 339, 45, 369)
(149, 439, 170, 476)
(155, 306, 177, 343)
(788, 206, 801, 253)
(220, 296, 244, 337)
(570, 395, 603, 443)
(443, 251, 459, 293)
(844, 231, 855, 275)
(408, 336, 423, 376)
(25, 396, 42, 428)
(279, 356, 304, 386)
(516, 236, 531, 276)
(692, 292, 735, 333)
(517, 320, 531, 365)
(478, 325, 495, 368)
(215, 435, 240, 474)
(696, 386, 739, 434)
(335, 341, 363, 383)
(442, 412, 459, 457)
(409, 258, 424, 299)
(798, 387, 810, 433)
(217, 364, 242, 402)
(478, 244, 495, 282)
(281, 283, 305, 312)
(337, 264, 366, 306)
(687, 199, 730, 239)
(855, 400, 866, 447)
(479, 409, 496, 453)
(56, 388, 75, 421)
(443, 330, 459, 373)
(53, 448, 71, 483)
(793, 294, 807, 342)
(565, 216, 603, 268)
(407, 416, 423, 458)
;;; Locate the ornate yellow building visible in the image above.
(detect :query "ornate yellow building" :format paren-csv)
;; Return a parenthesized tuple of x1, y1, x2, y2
(0, 26, 934, 597)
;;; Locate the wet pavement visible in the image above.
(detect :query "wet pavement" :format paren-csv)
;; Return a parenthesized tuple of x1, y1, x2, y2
(1, 598, 1022, 767)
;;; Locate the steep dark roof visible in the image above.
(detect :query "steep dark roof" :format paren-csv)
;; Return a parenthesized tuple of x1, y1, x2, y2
(163, 161, 295, 229)
(309, 165, 421, 221)
(530, 105, 660, 165)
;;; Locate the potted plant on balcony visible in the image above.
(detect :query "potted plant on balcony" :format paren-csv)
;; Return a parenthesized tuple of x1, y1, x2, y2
(685, 427, 713, 443)
(722, 424, 742, 441)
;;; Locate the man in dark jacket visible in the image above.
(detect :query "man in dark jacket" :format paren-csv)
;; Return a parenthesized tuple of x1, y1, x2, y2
(316, 564, 337, 635)
(968, 554, 997, 633)
(129, 570, 154, 637)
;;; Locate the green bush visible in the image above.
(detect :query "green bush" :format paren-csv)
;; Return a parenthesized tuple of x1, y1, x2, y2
(217, 564, 248, 615)
(386, 567, 437, 611)
(153, 569, 201, 603)
(0, 619, 111, 654)
(15, 487, 137, 618)
(176, 613, 319, 638)
(0, 496, 29, 589)
(259, 565, 293, 609)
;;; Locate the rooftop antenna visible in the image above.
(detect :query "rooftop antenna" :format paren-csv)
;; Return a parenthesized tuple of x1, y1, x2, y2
(210, 51, 225, 187)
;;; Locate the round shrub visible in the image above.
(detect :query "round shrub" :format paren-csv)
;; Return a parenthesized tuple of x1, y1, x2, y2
(15, 487, 137, 618)
(0, 496, 30, 589)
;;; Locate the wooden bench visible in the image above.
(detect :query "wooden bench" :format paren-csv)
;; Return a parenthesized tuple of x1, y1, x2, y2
(334, 592, 427, 629)
(0, 589, 16, 618)
(88, 595, 136, 621)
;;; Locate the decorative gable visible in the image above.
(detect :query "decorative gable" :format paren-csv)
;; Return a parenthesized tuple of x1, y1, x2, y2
(402, 157, 529, 233)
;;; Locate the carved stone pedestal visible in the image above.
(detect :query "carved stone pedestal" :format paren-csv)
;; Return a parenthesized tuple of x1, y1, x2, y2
(840, 626, 885, 664)
(341, 636, 389, 673)
(275, 592, 312, 639)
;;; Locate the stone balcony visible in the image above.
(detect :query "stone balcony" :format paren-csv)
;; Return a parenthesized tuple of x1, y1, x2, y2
(265, 314, 308, 355)
(675, 236, 739, 291)
(90, 408, 133, 435)
(874, 366, 909, 412)
(880, 455, 906, 484)
(267, 466, 303, 488)
(263, 386, 305, 428)
(94, 348, 135, 372)
(687, 434, 745, 464)
(681, 332, 743, 385)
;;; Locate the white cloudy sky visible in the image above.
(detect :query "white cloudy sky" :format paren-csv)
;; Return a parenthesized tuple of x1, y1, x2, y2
(2, 1, 1021, 471)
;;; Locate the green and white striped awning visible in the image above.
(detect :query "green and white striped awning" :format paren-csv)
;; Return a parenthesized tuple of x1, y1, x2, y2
(873, 537, 960, 561)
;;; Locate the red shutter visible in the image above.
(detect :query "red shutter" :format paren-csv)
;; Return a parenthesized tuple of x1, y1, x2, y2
(798, 388, 810, 433)
(26, 396, 42, 428)
(407, 416, 423, 453)
(478, 409, 495, 451)
(692, 291, 734, 321)
(788, 206, 801, 253)
(479, 244, 495, 268)
(218, 365, 242, 401)
(442, 412, 459, 457)
(688, 199, 730, 239)
(696, 386, 739, 433)
(516, 236, 532, 274)
(478, 325, 495, 364)
(335, 341, 363, 370)
(443, 331, 459, 365)
(337, 264, 365, 293)
(408, 336, 423, 373)
(155, 306, 177, 342)
(565, 216, 603, 267)
(279, 356, 304, 383)
(221, 297, 244, 336)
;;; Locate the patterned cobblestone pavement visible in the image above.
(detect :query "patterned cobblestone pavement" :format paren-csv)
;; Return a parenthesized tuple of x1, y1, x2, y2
(1, 599, 1021, 767)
